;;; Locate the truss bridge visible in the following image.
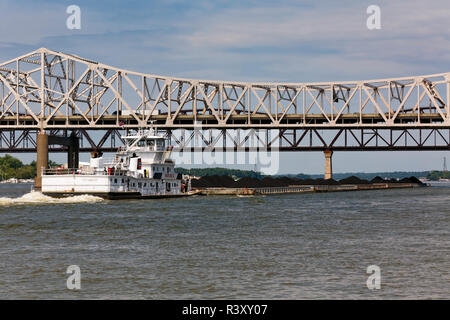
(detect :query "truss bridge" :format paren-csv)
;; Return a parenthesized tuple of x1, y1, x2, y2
(1, 48, 449, 182)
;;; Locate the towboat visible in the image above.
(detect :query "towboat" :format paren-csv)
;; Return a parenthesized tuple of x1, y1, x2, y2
(41, 129, 197, 199)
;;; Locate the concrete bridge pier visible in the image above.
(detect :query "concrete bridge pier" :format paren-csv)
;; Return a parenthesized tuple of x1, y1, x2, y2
(324, 150, 333, 180)
(34, 132, 80, 190)
(67, 134, 79, 169)
(35, 131, 48, 190)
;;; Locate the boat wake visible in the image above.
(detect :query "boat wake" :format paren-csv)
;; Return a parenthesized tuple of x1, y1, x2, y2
(0, 191, 104, 206)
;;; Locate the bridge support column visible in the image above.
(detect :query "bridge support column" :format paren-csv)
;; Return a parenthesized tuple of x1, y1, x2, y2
(47, 133, 80, 169)
(67, 134, 79, 169)
(324, 150, 333, 180)
(35, 131, 48, 190)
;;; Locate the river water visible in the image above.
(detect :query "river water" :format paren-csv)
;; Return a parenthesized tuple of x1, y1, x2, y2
(0, 183, 448, 299)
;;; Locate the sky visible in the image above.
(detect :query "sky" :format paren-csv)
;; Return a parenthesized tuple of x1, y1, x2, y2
(0, 0, 449, 174)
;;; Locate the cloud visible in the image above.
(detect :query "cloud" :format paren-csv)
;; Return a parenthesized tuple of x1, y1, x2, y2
(170, 1, 450, 80)
(2, 0, 450, 83)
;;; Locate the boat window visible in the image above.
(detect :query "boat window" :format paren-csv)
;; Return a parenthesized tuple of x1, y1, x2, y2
(114, 179, 117, 184)
(122, 179, 124, 183)
(147, 140, 155, 146)
(157, 140, 164, 147)
(138, 140, 146, 147)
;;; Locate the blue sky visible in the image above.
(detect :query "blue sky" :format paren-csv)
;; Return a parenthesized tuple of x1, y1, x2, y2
(1, 0, 450, 174)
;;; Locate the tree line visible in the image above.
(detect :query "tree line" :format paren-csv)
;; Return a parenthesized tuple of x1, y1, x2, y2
(0, 155, 59, 180)
(1, 154, 448, 180)
(427, 170, 450, 180)
(175, 167, 266, 179)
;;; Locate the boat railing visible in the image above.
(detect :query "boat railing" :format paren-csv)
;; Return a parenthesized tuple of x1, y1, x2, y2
(42, 167, 131, 176)
(102, 156, 120, 166)
(42, 168, 79, 175)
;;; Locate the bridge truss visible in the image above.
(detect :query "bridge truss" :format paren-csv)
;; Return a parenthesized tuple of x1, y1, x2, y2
(0, 48, 449, 153)
(1, 128, 449, 153)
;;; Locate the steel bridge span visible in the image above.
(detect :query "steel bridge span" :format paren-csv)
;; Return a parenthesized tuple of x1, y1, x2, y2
(0, 48, 449, 181)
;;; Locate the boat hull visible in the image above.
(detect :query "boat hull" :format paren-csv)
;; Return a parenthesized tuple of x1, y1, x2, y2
(42, 190, 200, 200)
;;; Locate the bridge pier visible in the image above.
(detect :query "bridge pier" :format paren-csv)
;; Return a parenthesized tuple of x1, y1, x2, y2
(34, 132, 80, 190)
(67, 134, 79, 169)
(35, 131, 48, 190)
(324, 150, 333, 180)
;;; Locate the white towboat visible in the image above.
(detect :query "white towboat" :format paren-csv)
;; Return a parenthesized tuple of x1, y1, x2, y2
(41, 129, 196, 199)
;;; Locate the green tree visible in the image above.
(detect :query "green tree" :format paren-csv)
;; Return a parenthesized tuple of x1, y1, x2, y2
(0, 155, 23, 180)
(16, 165, 35, 179)
(427, 170, 450, 180)
(0, 155, 55, 180)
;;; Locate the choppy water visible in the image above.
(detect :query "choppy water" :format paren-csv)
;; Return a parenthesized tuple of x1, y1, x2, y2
(0, 183, 448, 299)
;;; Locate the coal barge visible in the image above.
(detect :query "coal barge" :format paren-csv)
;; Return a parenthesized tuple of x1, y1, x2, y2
(189, 175, 426, 195)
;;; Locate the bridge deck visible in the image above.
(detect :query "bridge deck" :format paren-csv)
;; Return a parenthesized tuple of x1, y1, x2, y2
(0, 113, 446, 129)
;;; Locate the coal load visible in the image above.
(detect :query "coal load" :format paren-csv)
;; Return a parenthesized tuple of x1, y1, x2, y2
(370, 176, 386, 183)
(398, 176, 423, 184)
(259, 177, 285, 187)
(234, 177, 262, 188)
(296, 178, 317, 185)
(287, 178, 305, 185)
(407, 176, 423, 184)
(191, 175, 235, 188)
(277, 177, 295, 186)
(190, 173, 424, 189)
(339, 176, 370, 184)
(310, 178, 339, 185)
(323, 178, 340, 185)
